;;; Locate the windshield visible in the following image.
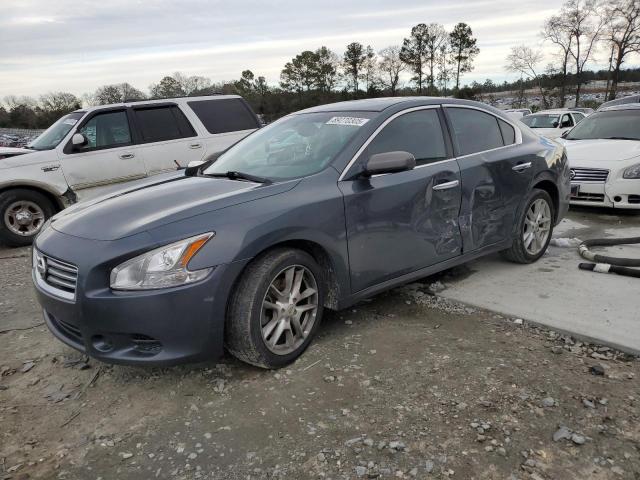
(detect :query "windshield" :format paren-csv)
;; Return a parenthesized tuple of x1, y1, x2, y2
(565, 110, 640, 141)
(28, 112, 85, 151)
(521, 114, 559, 129)
(203, 112, 373, 180)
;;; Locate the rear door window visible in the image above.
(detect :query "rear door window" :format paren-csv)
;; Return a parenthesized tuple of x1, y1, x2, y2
(188, 98, 259, 134)
(133, 105, 196, 143)
(364, 109, 448, 166)
(446, 108, 504, 156)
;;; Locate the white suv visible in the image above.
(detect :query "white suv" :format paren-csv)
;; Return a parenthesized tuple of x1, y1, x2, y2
(0, 95, 260, 246)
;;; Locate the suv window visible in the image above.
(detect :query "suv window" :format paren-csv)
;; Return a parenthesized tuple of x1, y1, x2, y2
(447, 108, 504, 156)
(364, 109, 447, 166)
(188, 99, 259, 134)
(498, 119, 516, 145)
(78, 110, 131, 150)
(133, 105, 196, 143)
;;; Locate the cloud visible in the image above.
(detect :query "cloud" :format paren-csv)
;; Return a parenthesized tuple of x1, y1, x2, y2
(0, 0, 635, 97)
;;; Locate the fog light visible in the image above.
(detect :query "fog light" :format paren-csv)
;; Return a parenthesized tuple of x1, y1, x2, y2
(614, 196, 622, 202)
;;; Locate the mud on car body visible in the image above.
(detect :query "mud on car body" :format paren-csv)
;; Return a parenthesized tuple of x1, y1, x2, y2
(32, 97, 570, 368)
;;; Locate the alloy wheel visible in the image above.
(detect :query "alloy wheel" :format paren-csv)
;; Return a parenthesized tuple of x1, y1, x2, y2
(523, 198, 552, 255)
(260, 265, 319, 355)
(4, 200, 45, 236)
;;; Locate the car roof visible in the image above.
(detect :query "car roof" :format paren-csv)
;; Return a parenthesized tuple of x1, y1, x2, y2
(598, 103, 640, 112)
(74, 94, 243, 113)
(534, 109, 575, 114)
(296, 97, 504, 114)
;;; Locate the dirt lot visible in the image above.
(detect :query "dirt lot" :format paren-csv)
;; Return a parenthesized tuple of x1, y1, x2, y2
(1, 216, 639, 480)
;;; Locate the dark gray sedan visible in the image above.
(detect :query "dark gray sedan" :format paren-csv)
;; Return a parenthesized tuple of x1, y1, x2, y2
(32, 98, 570, 368)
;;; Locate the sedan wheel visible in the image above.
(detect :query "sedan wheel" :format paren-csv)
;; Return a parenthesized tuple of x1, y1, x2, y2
(501, 188, 555, 264)
(226, 248, 325, 368)
(523, 198, 552, 256)
(261, 265, 319, 355)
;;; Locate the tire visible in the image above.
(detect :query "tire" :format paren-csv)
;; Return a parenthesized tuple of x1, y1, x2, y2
(0, 189, 55, 247)
(225, 248, 325, 369)
(501, 189, 555, 264)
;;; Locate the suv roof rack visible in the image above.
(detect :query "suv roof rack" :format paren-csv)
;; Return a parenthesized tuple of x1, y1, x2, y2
(123, 93, 225, 103)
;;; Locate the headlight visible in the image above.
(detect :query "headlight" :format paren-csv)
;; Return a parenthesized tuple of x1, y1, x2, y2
(623, 163, 640, 179)
(110, 233, 214, 290)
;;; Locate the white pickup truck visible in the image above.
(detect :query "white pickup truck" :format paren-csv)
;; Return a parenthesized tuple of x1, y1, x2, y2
(0, 95, 260, 246)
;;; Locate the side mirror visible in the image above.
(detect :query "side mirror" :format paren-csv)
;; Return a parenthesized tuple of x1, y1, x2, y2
(364, 151, 416, 177)
(71, 133, 87, 148)
(552, 121, 559, 128)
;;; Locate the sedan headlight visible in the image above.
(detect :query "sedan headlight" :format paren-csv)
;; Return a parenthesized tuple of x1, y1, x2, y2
(623, 163, 640, 179)
(110, 233, 214, 290)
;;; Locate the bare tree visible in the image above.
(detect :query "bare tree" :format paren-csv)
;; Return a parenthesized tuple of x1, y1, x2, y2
(543, 14, 574, 107)
(378, 46, 405, 95)
(561, 0, 605, 106)
(603, 0, 640, 100)
(505, 45, 550, 108)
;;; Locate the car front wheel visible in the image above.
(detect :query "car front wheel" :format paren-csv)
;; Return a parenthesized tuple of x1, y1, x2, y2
(0, 189, 55, 247)
(225, 248, 324, 368)
(502, 189, 555, 264)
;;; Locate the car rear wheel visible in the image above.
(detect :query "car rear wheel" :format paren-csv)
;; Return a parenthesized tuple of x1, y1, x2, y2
(225, 248, 324, 368)
(0, 189, 55, 247)
(501, 189, 555, 264)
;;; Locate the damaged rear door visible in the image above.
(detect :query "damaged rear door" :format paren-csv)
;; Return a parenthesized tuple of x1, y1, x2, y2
(444, 105, 534, 252)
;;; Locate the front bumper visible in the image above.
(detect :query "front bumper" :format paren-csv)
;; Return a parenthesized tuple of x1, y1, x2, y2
(570, 178, 640, 209)
(32, 228, 249, 366)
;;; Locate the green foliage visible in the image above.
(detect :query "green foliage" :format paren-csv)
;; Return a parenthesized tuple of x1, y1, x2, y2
(449, 23, 480, 90)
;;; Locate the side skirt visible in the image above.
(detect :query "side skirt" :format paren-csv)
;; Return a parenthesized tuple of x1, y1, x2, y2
(336, 239, 512, 310)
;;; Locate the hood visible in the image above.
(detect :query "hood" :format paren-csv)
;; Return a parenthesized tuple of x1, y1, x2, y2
(0, 148, 50, 167)
(558, 138, 640, 164)
(51, 174, 297, 241)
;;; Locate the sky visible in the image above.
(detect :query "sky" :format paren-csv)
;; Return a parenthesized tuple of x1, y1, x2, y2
(0, 0, 633, 98)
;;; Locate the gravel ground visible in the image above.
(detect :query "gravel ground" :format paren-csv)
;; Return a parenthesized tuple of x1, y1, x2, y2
(1, 245, 639, 480)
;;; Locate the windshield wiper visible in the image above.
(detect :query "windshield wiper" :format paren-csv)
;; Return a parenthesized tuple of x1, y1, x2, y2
(602, 136, 640, 141)
(204, 171, 272, 184)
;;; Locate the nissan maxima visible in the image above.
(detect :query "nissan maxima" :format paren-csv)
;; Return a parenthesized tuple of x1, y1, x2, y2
(32, 98, 570, 368)
(558, 104, 640, 208)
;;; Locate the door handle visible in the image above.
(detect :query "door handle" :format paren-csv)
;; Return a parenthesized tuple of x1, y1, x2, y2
(433, 180, 460, 191)
(189, 143, 203, 149)
(512, 162, 532, 172)
(119, 153, 135, 160)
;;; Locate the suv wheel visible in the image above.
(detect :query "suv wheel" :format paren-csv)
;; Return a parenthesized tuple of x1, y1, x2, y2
(225, 248, 324, 368)
(502, 189, 555, 264)
(0, 189, 55, 247)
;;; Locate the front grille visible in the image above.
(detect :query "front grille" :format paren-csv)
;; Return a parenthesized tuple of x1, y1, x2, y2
(35, 251, 78, 300)
(571, 167, 609, 183)
(629, 195, 640, 204)
(572, 192, 605, 202)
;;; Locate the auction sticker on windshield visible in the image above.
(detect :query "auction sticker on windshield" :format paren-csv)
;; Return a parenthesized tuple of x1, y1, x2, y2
(326, 117, 370, 127)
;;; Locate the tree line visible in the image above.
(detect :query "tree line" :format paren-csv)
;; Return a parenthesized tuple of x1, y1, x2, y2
(505, 0, 640, 109)
(1, 0, 638, 130)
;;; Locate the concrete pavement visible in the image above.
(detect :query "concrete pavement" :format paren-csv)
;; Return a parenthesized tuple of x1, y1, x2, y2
(440, 207, 640, 355)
